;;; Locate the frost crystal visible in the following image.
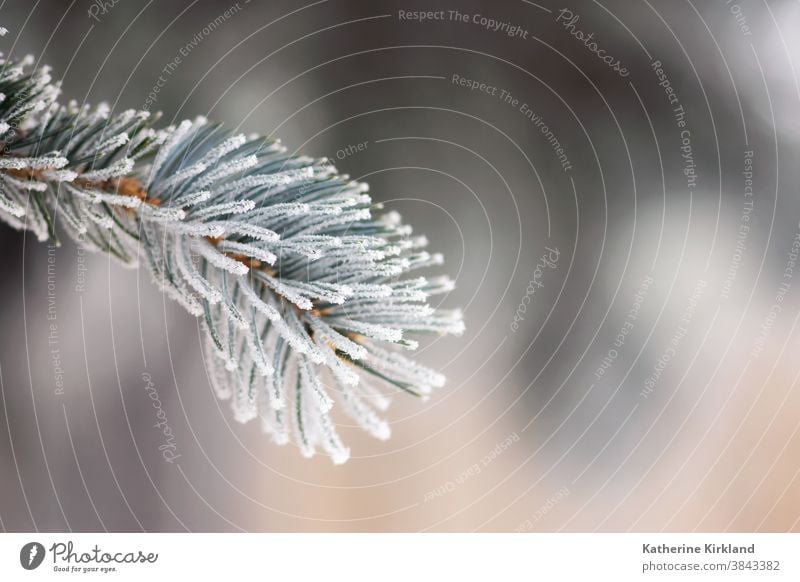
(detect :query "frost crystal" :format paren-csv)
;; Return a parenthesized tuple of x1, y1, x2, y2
(0, 51, 463, 463)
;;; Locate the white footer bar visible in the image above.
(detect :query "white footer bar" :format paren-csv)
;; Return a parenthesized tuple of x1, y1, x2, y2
(1, 533, 798, 580)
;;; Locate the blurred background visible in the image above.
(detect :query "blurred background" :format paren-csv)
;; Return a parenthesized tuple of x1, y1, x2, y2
(1, 0, 799, 532)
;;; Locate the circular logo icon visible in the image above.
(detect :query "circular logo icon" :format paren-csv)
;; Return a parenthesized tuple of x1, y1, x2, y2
(19, 542, 45, 570)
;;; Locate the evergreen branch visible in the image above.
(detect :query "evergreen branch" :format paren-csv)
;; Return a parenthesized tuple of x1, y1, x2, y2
(0, 51, 463, 464)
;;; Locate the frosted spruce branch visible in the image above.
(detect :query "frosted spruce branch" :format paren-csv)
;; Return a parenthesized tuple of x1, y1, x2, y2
(0, 52, 463, 464)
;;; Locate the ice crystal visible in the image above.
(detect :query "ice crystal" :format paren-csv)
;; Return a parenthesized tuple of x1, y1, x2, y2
(0, 52, 463, 463)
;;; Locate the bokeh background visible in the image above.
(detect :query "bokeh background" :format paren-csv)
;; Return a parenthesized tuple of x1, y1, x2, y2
(1, 0, 799, 531)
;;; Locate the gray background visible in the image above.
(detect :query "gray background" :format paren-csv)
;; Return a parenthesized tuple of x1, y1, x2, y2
(1, 0, 799, 531)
